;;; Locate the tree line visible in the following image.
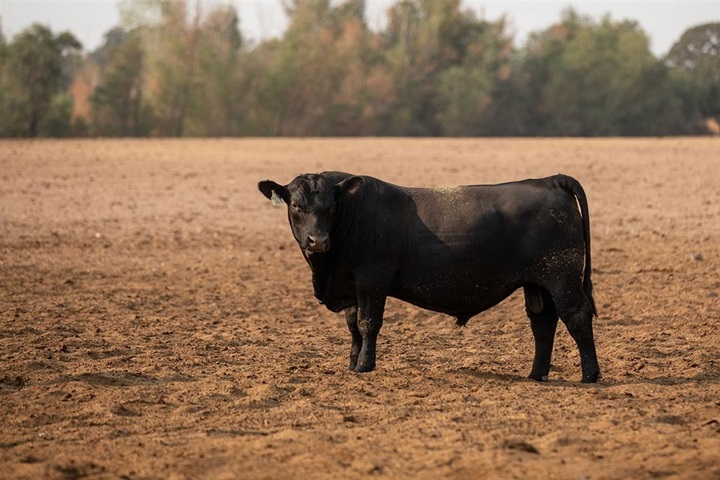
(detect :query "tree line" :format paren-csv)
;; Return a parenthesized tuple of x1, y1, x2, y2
(0, 0, 718, 137)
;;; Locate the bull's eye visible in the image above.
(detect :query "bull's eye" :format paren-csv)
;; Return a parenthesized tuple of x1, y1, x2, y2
(290, 202, 299, 211)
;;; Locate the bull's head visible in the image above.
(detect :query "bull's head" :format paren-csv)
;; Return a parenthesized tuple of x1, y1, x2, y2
(258, 174, 363, 255)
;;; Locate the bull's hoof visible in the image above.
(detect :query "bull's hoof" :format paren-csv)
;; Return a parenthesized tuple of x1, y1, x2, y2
(354, 361, 375, 373)
(581, 371, 600, 383)
(348, 360, 357, 371)
(528, 372, 549, 382)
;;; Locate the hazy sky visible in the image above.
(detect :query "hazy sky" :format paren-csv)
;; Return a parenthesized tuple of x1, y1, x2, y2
(1, 1, 718, 56)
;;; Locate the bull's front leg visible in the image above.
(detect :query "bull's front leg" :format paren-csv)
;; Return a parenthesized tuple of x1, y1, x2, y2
(354, 296, 386, 372)
(345, 306, 362, 370)
(353, 267, 391, 373)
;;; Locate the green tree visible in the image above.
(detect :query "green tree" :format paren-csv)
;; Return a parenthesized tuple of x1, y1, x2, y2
(0, 22, 18, 136)
(381, 0, 446, 135)
(666, 23, 720, 72)
(185, 5, 244, 136)
(0, 21, 6, 58)
(248, 0, 374, 135)
(377, 0, 514, 135)
(39, 92, 74, 136)
(0, 24, 81, 136)
(91, 28, 149, 136)
(517, 9, 686, 136)
(434, 15, 514, 135)
(120, 0, 201, 136)
(666, 23, 720, 124)
(513, 10, 584, 134)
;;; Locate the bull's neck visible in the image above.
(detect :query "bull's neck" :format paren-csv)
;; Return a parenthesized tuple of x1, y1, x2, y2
(330, 193, 361, 250)
(305, 250, 330, 270)
(303, 250, 332, 304)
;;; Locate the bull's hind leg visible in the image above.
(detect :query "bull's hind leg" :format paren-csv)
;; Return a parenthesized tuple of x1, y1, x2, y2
(552, 286, 600, 383)
(345, 306, 362, 371)
(563, 304, 600, 383)
(524, 284, 559, 382)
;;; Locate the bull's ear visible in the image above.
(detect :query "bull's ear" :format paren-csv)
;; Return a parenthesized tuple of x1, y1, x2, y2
(335, 176, 364, 197)
(258, 180, 288, 205)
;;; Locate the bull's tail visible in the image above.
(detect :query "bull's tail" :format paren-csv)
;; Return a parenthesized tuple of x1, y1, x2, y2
(554, 174, 597, 317)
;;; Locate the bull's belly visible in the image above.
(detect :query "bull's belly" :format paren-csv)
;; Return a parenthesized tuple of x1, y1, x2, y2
(390, 264, 522, 318)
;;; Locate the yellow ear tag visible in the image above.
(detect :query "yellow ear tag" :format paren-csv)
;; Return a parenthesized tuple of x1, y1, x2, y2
(271, 190, 285, 207)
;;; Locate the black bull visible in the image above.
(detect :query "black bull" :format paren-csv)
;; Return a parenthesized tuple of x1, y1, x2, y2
(258, 172, 600, 383)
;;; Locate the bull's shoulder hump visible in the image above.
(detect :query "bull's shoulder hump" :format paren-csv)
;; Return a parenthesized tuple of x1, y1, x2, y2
(320, 171, 355, 183)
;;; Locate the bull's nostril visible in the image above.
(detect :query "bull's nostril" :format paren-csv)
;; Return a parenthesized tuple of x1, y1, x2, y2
(307, 234, 329, 252)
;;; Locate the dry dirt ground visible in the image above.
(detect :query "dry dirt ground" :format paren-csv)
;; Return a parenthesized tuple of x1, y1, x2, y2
(1, 138, 719, 479)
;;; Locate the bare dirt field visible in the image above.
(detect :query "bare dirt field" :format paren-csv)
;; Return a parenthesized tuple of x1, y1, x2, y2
(1, 138, 719, 479)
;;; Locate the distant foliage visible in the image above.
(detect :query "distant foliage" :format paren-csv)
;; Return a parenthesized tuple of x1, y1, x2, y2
(90, 28, 149, 136)
(666, 23, 720, 125)
(0, 24, 81, 137)
(0, 2, 717, 137)
(515, 10, 687, 136)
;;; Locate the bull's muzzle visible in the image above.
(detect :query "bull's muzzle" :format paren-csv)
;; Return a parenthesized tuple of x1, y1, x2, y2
(306, 234, 329, 253)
